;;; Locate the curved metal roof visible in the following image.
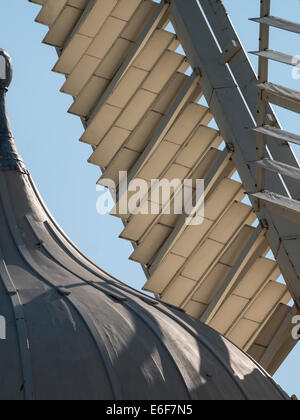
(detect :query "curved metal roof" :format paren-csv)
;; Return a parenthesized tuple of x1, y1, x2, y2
(0, 49, 290, 400)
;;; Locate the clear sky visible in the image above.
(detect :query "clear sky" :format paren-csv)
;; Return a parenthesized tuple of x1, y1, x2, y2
(0, 0, 299, 397)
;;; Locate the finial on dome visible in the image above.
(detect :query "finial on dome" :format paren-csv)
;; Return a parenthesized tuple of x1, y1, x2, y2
(0, 49, 26, 172)
(0, 49, 13, 90)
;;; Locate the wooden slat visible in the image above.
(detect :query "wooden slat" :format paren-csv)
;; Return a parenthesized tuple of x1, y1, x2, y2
(98, 77, 201, 190)
(200, 227, 266, 324)
(144, 181, 251, 295)
(248, 304, 298, 375)
(90, 76, 188, 171)
(250, 50, 300, 67)
(258, 82, 300, 114)
(256, 159, 300, 181)
(43, 5, 84, 47)
(122, 149, 225, 265)
(29, 0, 44, 5)
(254, 126, 300, 147)
(251, 191, 300, 224)
(36, 0, 67, 26)
(250, 15, 300, 35)
(53, 0, 130, 74)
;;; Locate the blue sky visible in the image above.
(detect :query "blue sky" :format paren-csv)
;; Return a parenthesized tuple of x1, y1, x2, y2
(0, 0, 299, 397)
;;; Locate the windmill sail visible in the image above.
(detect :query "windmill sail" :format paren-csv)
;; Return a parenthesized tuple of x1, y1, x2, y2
(28, 0, 300, 376)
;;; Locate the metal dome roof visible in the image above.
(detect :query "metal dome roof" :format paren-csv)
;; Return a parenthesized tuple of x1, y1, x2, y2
(0, 50, 289, 401)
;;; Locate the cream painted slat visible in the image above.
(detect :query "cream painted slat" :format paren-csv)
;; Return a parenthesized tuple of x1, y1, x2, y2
(144, 178, 247, 294)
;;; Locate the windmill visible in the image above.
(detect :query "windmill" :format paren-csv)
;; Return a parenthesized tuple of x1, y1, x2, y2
(28, 0, 300, 379)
